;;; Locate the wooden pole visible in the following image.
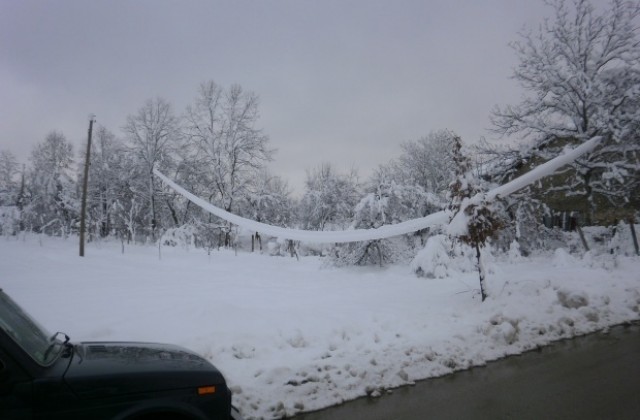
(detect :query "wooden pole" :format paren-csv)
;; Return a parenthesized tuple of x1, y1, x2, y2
(576, 224, 589, 252)
(629, 217, 639, 256)
(79, 117, 95, 257)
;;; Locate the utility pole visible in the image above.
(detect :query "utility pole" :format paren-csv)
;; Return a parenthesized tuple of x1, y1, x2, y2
(79, 116, 95, 257)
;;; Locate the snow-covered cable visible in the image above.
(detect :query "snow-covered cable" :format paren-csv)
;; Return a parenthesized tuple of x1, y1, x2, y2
(486, 136, 602, 200)
(153, 168, 450, 243)
(154, 136, 602, 243)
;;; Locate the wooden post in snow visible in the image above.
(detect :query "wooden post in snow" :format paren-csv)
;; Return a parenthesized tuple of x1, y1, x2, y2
(79, 116, 95, 257)
(629, 217, 639, 256)
(576, 224, 589, 252)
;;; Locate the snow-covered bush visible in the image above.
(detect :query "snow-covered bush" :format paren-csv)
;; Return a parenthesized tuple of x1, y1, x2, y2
(266, 238, 301, 259)
(334, 237, 414, 267)
(332, 179, 443, 267)
(609, 221, 639, 256)
(160, 224, 199, 249)
(411, 234, 488, 279)
(411, 234, 452, 278)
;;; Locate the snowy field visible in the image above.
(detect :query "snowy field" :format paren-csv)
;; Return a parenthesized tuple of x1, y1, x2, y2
(2, 234, 640, 419)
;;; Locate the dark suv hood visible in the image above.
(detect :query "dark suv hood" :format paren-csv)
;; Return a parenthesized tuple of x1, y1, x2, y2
(64, 341, 226, 399)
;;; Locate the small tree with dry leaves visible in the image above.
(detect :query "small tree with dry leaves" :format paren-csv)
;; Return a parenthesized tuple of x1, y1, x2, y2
(448, 136, 504, 301)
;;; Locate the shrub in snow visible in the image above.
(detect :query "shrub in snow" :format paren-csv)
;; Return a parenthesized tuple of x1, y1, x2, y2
(159, 225, 198, 248)
(607, 221, 639, 257)
(411, 235, 452, 279)
(333, 237, 413, 267)
(267, 238, 300, 259)
(411, 234, 484, 278)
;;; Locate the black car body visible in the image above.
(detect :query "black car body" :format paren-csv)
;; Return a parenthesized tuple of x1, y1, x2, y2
(0, 289, 242, 419)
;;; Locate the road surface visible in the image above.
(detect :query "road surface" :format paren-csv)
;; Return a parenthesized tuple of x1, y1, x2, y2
(294, 323, 640, 420)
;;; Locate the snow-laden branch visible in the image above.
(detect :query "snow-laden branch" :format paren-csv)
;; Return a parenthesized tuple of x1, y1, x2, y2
(154, 136, 601, 243)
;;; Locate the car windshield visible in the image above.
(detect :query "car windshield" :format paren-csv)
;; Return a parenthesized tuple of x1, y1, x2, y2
(0, 290, 65, 366)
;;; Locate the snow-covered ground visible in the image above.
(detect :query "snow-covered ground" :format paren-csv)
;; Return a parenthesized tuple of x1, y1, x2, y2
(2, 234, 639, 419)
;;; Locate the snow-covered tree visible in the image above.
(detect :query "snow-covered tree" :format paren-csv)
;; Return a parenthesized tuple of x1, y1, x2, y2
(299, 163, 360, 231)
(24, 131, 77, 235)
(245, 171, 293, 227)
(183, 81, 273, 246)
(0, 150, 19, 206)
(388, 129, 458, 197)
(0, 150, 21, 235)
(123, 97, 181, 239)
(333, 171, 444, 267)
(242, 171, 294, 251)
(492, 0, 640, 223)
(184, 81, 273, 212)
(82, 126, 129, 239)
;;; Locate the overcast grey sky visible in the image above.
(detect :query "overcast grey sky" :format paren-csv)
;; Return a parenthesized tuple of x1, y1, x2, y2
(0, 0, 551, 193)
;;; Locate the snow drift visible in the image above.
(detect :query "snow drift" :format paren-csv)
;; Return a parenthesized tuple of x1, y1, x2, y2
(2, 232, 638, 419)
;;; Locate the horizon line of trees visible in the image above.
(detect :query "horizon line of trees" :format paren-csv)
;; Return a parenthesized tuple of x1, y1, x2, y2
(1, 0, 638, 266)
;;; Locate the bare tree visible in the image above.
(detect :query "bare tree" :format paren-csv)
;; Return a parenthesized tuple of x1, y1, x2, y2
(492, 0, 640, 222)
(83, 126, 128, 238)
(184, 81, 273, 245)
(185, 81, 273, 212)
(123, 98, 180, 239)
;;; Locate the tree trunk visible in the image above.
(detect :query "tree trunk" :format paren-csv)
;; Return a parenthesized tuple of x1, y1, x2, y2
(475, 243, 488, 302)
(79, 118, 94, 257)
(100, 186, 109, 237)
(580, 169, 594, 226)
(224, 230, 231, 247)
(149, 171, 157, 241)
(165, 198, 179, 226)
(288, 240, 299, 261)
